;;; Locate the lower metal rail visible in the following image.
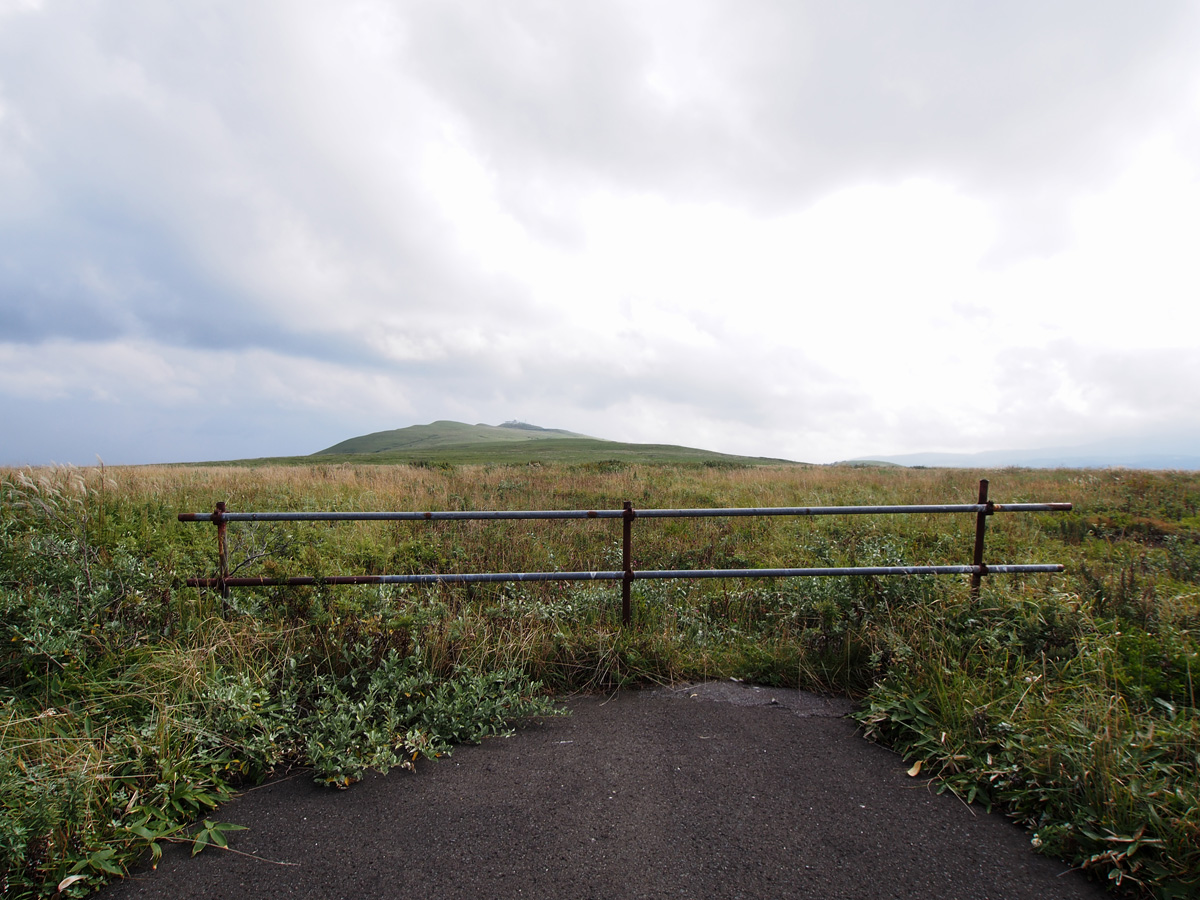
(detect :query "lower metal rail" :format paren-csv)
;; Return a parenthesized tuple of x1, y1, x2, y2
(185, 563, 1064, 589)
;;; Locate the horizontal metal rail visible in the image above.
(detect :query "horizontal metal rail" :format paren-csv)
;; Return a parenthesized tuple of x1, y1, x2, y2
(636, 564, 1065, 579)
(179, 480, 1071, 624)
(185, 563, 1065, 589)
(178, 502, 1071, 523)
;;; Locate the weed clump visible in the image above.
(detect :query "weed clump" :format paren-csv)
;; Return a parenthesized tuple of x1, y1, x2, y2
(0, 468, 555, 898)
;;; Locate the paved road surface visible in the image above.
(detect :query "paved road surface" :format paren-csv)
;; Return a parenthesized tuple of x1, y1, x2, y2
(103, 683, 1108, 899)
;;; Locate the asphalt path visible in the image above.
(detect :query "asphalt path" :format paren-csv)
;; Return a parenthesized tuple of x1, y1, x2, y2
(102, 683, 1108, 900)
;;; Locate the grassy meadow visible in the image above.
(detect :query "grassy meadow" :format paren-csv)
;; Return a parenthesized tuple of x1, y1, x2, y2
(2, 461, 1198, 897)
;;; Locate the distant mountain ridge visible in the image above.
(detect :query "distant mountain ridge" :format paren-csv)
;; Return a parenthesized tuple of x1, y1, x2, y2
(847, 442, 1200, 471)
(496, 420, 581, 435)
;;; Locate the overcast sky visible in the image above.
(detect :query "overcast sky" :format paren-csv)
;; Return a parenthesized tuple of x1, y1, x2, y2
(2, 1, 1199, 466)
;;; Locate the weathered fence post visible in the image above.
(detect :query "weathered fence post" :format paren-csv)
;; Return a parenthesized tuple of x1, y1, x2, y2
(214, 501, 230, 613)
(622, 501, 635, 626)
(970, 479, 993, 598)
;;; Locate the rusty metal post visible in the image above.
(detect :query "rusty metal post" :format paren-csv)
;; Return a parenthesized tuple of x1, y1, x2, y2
(970, 480, 992, 598)
(214, 501, 230, 612)
(622, 501, 635, 626)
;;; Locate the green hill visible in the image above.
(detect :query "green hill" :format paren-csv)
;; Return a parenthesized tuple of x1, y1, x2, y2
(297, 420, 797, 467)
(179, 421, 803, 468)
(315, 420, 593, 454)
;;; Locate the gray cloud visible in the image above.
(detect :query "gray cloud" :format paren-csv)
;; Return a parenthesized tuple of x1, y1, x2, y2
(0, 1, 504, 356)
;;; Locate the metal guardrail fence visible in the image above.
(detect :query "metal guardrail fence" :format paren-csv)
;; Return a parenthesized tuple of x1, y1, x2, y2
(180, 479, 1071, 624)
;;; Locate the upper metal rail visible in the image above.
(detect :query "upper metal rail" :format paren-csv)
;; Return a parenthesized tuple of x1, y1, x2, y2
(178, 502, 1071, 523)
